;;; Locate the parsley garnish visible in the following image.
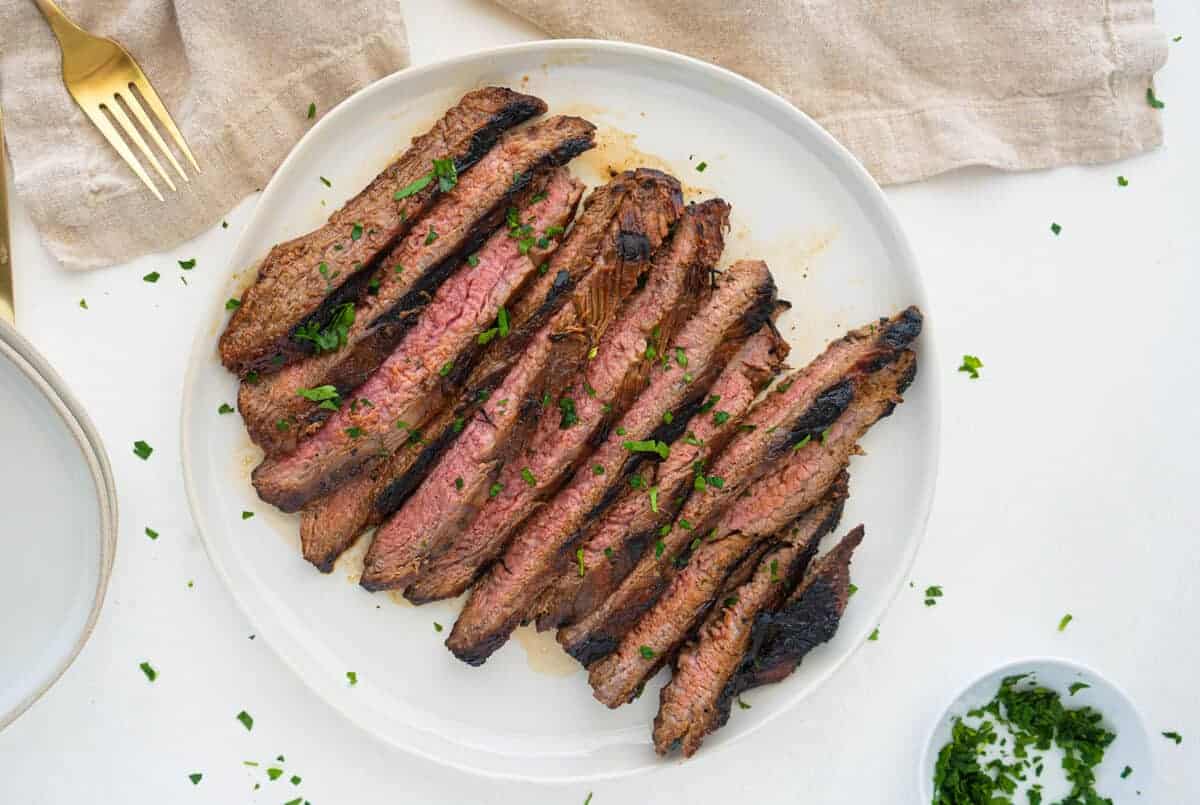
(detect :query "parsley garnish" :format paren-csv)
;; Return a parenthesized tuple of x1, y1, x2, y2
(139, 661, 157, 681)
(593, 464, 605, 475)
(1121, 765, 1133, 779)
(1163, 731, 1182, 744)
(307, 102, 316, 119)
(521, 467, 537, 487)
(1068, 682, 1090, 696)
(477, 327, 499, 345)
(699, 394, 721, 413)
(467, 254, 480, 267)
(346, 671, 358, 686)
(452, 417, 465, 433)
(1050, 222, 1062, 236)
(178, 258, 196, 270)
(319, 175, 331, 187)
(792, 434, 812, 451)
(736, 696, 751, 710)
(294, 302, 355, 353)
(638, 645, 656, 660)
(868, 628, 879, 641)
(143, 271, 160, 283)
(558, 397, 579, 429)
(958, 354, 983, 379)
(145, 527, 159, 540)
(425, 226, 438, 245)
(489, 482, 503, 498)
(712, 410, 730, 426)
(623, 439, 670, 459)
(648, 486, 660, 513)
(393, 173, 434, 201)
(434, 621, 444, 632)
(344, 426, 363, 439)
(78, 298, 88, 309)
(1058, 613, 1073, 631)
(296, 385, 341, 410)
(695, 161, 708, 172)
(267, 768, 283, 781)
(848, 583, 858, 597)
(1117, 175, 1129, 187)
(1146, 87, 1166, 109)
(923, 585, 943, 606)
(439, 361, 454, 377)
(576, 547, 587, 577)
(497, 306, 509, 337)
(188, 772, 202, 785)
(236, 710, 254, 731)
(241, 511, 254, 520)
(655, 540, 666, 558)
(350, 222, 363, 241)
(133, 440, 153, 460)
(662, 411, 674, 425)
(769, 559, 780, 582)
(225, 298, 241, 310)
(432, 157, 458, 192)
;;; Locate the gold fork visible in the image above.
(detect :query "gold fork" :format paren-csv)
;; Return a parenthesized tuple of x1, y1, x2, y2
(0, 104, 13, 325)
(32, 0, 199, 201)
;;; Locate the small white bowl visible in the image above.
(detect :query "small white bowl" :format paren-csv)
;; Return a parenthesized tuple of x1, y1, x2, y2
(919, 657, 1152, 803)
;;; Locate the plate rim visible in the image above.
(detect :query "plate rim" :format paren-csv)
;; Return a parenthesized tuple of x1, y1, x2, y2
(0, 320, 118, 732)
(180, 37, 942, 781)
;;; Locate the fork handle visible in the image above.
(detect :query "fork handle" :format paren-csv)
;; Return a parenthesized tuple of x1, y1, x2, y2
(0, 105, 14, 325)
(31, 0, 91, 50)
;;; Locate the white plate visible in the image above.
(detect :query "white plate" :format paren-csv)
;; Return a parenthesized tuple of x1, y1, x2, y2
(182, 40, 940, 781)
(0, 320, 117, 730)
(919, 658, 1152, 802)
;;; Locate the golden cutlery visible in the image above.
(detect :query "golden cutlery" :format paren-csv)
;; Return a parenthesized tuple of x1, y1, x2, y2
(0, 104, 13, 325)
(32, 0, 199, 201)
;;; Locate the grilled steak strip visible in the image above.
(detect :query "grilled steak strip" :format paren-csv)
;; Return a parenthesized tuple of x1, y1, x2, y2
(729, 524, 863, 693)
(558, 307, 921, 666)
(405, 185, 702, 609)
(537, 314, 789, 632)
(220, 87, 546, 376)
(298, 176, 645, 572)
(359, 171, 685, 593)
(295, 172, 585, 571)
(240, 116, 597, 457)
(588, 352, 914, 706)
(444, 253, 779, 665)
(652, 483, 848, 757)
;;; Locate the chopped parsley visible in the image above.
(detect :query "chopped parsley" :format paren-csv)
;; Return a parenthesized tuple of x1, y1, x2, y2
(674, 347, 688, 367)
(434, 622, 444, 632)
(1146, 87, 1165, 109)
(267, 767, 284, 781)
(1058, 613, 1073, 631)
(394, 173, 434, 201)
(679, 519, 693, 531)
(78, 298, 88, 309)
(638, 645, 656, 660)
(584, 793, 593, 805)
(454, 477, 464, 490)
(489, 482, 503, 498)
(439, 361, 454, 377)
(521, 467, 537, 487)
(425, 226, 438, 245)
(477, 327, 499, 345)
(296, 385, 341, 410)
(139, 661, 157, 681)
(344, 426, 364, 439)
(662, 411, 674, 425)
(225, 298, 241, 310)
(145, 527, 159, 540)
(655, 540, 666, 558)
(558, 397, 579, 429)
(467, 253, 480, 267)
(432, 157, 458, 192)
(769, 558, 780, 582)
(497, 306, 510, 337)
(924, 585, 944, 606)
(699, 394, 721, 413)
(290, 775, 302, 786)
(792, 434, 812, 451)
(958, 354, 983, 379)
(307, 102, 316, 119)
(629, 474, 645, 489)
(346, 671, 358, 686)
(648, 486, 660, 513)
(319, 175, 331, 187)
(178, 258, 196, 270)
(576, 547, 587, 577)
(294, 302, 355, 353)
(736, 696, 751, 710)
(241, 511, 254, 520)
(708, 475, 725, 488)
(867, 627, 879, 641)
(350, 222, 363, 241)
(143, 271, 160, 282)
(236, 710, 254, 731)
(712, 410, 730, 426)
(847, 583, 858, 597)
(1163, 731, 1183, 744)
(593, 464, 605, 475)
(695, 161, 708, 172)
(1121, 765, 1133, 779)
(623, 439, 670, 459)
(1068, 682, 1090, 696)
(1050, 222, 1062, 236)
(133, 440, 154, 460)
(1117, 175, 1129, 187)
(694, 475, 707, 492)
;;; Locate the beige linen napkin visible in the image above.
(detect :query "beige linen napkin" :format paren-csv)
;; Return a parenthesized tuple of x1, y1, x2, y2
(496, 0, 1168, 186)
(0, 0, 408, 270)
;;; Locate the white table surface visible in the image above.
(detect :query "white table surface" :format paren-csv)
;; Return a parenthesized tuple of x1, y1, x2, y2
(2, 1, 1197, 802)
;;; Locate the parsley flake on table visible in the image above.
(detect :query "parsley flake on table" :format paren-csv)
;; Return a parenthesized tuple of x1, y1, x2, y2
(1058, 613, 1073, 631)
(868, 627, 880, 641)
(188, 772, 202, 785)
(1068, 682, 1091, 695)
(433, 621, 444, 632)
(638, 645, 656, 659)
(1117, 175, 1129, 187)
(923, 584, 944, 606)
(133, 440, 153, 460)
(218, 403, 235, 414)
(346, 670, 358, 686)
(178, 258, 196, 270)
(145, 526, 159, 540)
(290, 775, 302, 785)
(695, 161, 708, 172)
(307, 102, 316, 119)
(143, 271, 160, 283)
(1163, 731, 1183, 744)
(267, 768, 284, 781)
(958, 354, 983, 379)
(241, 511, 254, 520)
(139, 661, 157, 682)
(78, 298, 88, 309)
(1050, 222, 1062, 235)
(236, 710, 254, 731)
(1146, 87, 1166, 109)
(1121, 765, 1133, 779)
(319, 175, 331, 187)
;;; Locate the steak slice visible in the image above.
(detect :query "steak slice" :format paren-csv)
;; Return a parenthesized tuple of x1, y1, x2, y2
(220, 87, 546, 375)
(587, 352, 914, 706)
(359, 171, 685, 593)
(557, 307, 921, 666)
(444, 255, 778, 665)
(250, 167, 586, 512)
(652, 483, 848, 757)
(404, 187, 703, 608)
(536, 314, 789, 632)
(240, 117, 596, 456)
(299, 173, 645, 571)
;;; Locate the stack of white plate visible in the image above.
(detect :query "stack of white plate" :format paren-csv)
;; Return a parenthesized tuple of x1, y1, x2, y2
(0, 320, 116, 730)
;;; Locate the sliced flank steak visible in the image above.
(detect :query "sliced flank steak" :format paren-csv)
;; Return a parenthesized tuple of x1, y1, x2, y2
(359, 171, 685, 593)
(250, 163, 593, 514)
(404, 187, 703, 610)
(536, 315, 789, 633)
(240, 117, 596, 456)
(301, 172, 650, 572)
(220, 87, 546, 376)
(445, 254, 779, 665)
(588, 351, 914, 706)
(557, 307, 921, 667)
(652, 484, 848, 757)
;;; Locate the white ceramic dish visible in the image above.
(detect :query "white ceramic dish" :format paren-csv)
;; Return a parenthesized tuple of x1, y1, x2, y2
(182, 40, 940, 781)
(0, 320, 117, 731)
(919, 657, 1152, 802)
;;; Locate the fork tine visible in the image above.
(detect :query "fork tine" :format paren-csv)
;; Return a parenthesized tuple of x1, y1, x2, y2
(104, 97, 176, 193)
(128, 72, 199, 174)
(78, 102, 163, 201)
(120, 87, 187, 182)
